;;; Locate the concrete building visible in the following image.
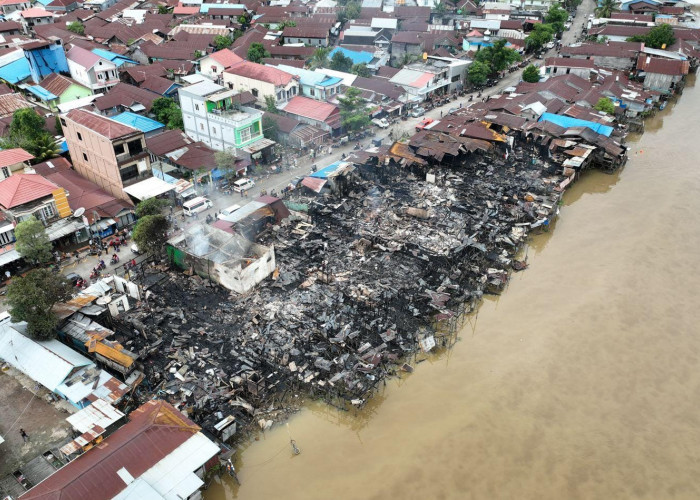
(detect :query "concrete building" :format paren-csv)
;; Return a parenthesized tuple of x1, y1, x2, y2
(0, 147, 33, 179)
(20, 400, 220, 500)
(543, 57, 597, 80)
(273, 64, 341, 101)
(221, 61, 298, 106)
(0, 0, 31, 16)
(18, 7, 54, 34)
(178, 80, 270, 154)
(22, 38, 69, 84)
(167, 224, 276, 294)
(62, 109, 151, 202)
(389, 65, 452, 101)
(198, 48, 244, 82)
(281, 26, 329, 47)
(67, 45, 119, 94)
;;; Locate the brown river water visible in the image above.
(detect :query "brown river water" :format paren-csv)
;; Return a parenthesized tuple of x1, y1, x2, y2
(207, 74, 700, 500)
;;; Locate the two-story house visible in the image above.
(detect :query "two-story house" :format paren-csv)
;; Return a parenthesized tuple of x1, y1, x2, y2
(62, 109, 152, 202)
(272, 64, 342, 101)
(0, 0, 31, 17)
(0, 173, 81, 267)
(66, 46, 119, 94)
(178, 80, 274, 159)
(222, 61, 298, 106)
(198, 48, 244, 83)
(19, 8, 55, 34)
(281, 26, 329, 47)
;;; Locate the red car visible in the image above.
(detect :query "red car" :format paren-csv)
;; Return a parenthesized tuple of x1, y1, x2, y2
(415, 117, 435, 131)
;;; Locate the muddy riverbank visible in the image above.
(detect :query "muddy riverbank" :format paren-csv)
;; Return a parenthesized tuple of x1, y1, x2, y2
(206, 76, 700, 499)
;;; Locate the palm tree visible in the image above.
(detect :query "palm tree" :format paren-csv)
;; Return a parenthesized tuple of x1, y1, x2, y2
(31, 134, 61, 163)
(595, 0, 619, 19)
(309, 47, 331, 69)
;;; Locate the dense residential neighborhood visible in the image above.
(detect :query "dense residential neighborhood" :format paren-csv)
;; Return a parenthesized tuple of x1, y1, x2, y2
(0, 0, 698, 496)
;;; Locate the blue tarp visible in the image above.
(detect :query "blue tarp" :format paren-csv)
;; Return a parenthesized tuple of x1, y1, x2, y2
(27, 85, 57, 101)
(329, 47, 373, 65)
(0, 57, 30, 84)
(91, 49, 137, 67)
(111, 112, 165, 133)
(310, 161, 344, 179)
(538, 113, 613, 137)
(59, 140, 68, 153)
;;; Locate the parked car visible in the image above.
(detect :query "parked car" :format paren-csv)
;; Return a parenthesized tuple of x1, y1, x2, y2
(546, 41, 555, 49)
(372, 118, 390, 128)
(182, 196, 213, 216)
(415, 117, 435, 131)
(233, 178, 255, 192)
(217, 204, 242, 219)
(65, 272, 83, 286)
(410, 107, 426, 118)
(448, 107, 459, 114)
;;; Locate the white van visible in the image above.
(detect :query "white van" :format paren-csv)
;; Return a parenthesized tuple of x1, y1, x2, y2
(233, 178, 255, 192)
(182, 196, 212, 216)
(217, 204, 242, 219)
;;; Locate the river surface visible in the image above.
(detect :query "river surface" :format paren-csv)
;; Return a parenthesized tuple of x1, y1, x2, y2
(206, 74, 700, 500)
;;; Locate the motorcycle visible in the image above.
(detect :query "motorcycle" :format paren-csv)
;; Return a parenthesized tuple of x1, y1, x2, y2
(205, 214, 213, 224)
(111, 254, 120, 264)
(90, 269, 101, 280)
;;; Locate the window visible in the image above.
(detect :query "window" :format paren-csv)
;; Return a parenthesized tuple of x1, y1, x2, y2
(114, 143, 125, 155)
(0, 229, 14, 246)
(1, 167, 9, 179)
(310, 88, 315, 97)
(212, 127, 217, 134)
(82, 152, 88, 161)
(127, 139, 143, 155)
(330, 87, 335, 95)
(195, 104, 199, 111)
(60, 118, 66, 127)
(211, 66, 217, 73)
(120, 164, 138, 181)
(200, 123, 204, 131)
(77, 132, 82, 141)
(252, 88, 259, 97)
(240, 126, 252, 143)
(40, 203, 55, 220)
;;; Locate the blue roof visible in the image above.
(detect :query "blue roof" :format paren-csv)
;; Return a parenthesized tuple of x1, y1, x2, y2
(91, 49, 137, 67)
(317, 76, 342, 87)
(277, 64, 340, 87)
(329, 47, 373, 65)
(35, 0, 52, 5)
(27, 85, 58, 101)
(111, 112, 165, 133)
(310, 161, 344, 179)
(0, 57, 30, 84)
(538, 113, 613, 137)
(59, 140, 68, 153)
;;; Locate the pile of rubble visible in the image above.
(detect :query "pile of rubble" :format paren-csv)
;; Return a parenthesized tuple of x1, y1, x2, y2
(116, 144, 567, 440)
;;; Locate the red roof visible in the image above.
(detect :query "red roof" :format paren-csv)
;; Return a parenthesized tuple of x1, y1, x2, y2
(283, 96, 338, 122)
(208, 48, 244, 69)
(636, 55, 690, 75)
(20, 7, 53, 18)
(173, 5, 199, 14)
(0, 148, 34, 168)
(545, 57, 596, 69)
(225, 60, 292, 85)
(66, 45, 104, 69)
(0, 174, 58, 209)
(20, 401, 202, 500)
(66, 109, 140, 140)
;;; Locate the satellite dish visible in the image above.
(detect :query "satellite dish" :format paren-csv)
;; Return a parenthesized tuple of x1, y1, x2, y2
(74, 207, 85, 217)
(96, 295, 112, 305)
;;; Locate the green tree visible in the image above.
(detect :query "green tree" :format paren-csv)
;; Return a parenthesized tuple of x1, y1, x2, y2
(467, 60, 489, 86)
(214, 149, 239, 182)
(309, 47, 331, 69)
(264, 95, 278, 113)
(157, 5, 172, 13)
(278, 20, 297, 28)
(629, 23, 675, 49)
(595, 0, 619, 18)
(67, 21, 85, 35)
(55, 115, 63, 135)
(15, 217, 52, 264)
(544, 5, 568, 33)
(136, 198, 169, 218)
(344, 1, 361, 20)
(133, 214, 169, 255)
(594, 97, 615, 114)
(435, 1, 447, 13)
(475, 39, 520, 73)
(30, 134, 60, 163)
(262, 115, 279, 142)
(329, 51, 353, 72)
(151, 98, 183, 130)
(522, 64, 541, 83)
(6, 269, 73, 340)
(351, 63, 371, 77)
(526, 23, 555, 52)
(247, 42, 270, 63)
(214, 34, 233, 50)
(338, 87, 370, 132)
(193, 50, 203, 59)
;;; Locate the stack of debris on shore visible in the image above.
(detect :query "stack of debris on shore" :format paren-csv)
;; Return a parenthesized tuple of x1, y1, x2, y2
(114, 109, 627, 441)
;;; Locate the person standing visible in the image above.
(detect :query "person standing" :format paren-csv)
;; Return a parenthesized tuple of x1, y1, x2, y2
(20, 429, 29, 442)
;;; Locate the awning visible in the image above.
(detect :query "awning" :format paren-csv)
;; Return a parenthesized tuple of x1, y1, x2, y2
(0, 224, 14, 235)
(90, 218, 116, 232)
(301, 177, 327, 193)
(241, 138, 275, 154)
(123, 177, 176, 201)
(47, 218, 87, 241)
(0, 248, 21, 266)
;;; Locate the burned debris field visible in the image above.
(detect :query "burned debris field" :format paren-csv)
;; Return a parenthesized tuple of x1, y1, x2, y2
(114, 121, 621, 441)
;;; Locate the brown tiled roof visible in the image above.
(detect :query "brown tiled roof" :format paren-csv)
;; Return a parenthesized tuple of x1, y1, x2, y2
(140, 75, 177, 95)
(40, 72, 84, 97)
(545, 57, 596, 69)
(262, 57, 304, 68)
(122, 63, 167, 83)
(636, 55, 690, 75)
(232, 90, 256, 106)
(66, 109, 140, 140)
(146, 129, 191, 156)
(0, 93, 32, 118)
(282, 26, 328, 39)
(395, 5, 430, 21)
(139, 40, 209, 61)
(19, 401, 204, 500)
(93, 83, 158, 113)
(264, 43, 315, 58)
(262, 110, 300, 134)
(173, 142, 217, 171)
(0, 21, 21, 32)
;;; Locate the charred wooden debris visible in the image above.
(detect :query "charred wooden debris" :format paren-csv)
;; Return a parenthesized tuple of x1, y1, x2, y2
(113, 110, 628, 442)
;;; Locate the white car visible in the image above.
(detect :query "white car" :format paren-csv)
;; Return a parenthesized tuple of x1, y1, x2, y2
(233, 178, 255, 192)
(372, 118, 390, 128)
